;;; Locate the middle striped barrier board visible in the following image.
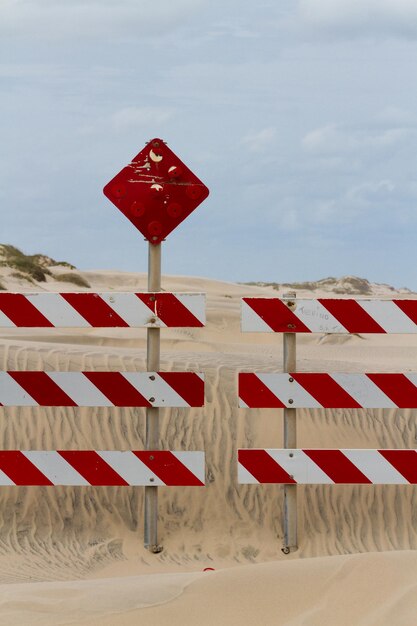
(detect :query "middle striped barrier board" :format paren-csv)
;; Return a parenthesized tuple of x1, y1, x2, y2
(238, 449, 417, 484)
(0, 372, 204, 407)
(0, 450, 205, 486)
(0, 292, 205, 328)
(241, 298, 417, 334)
(239, 373, 417, 408)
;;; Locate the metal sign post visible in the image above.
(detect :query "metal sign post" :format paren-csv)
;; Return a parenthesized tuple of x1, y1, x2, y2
(103, 138, 209, 552)
(144, 242, 162, 552)
(282, 291, 297, 553)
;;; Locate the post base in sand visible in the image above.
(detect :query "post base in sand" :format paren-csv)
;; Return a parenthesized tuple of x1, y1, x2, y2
(145, 544, 164, 554)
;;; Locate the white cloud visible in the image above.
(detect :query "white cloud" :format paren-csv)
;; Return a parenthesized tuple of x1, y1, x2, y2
(240, 127, 276, 153)
(375, 107, 417, 125)
(302, 124, 342, 152)
(79, 106, 174, 135)
(1, 0, 206, 39)
(302, 124, 414, 155)
(205, 20, 260, 41)
(344, 180, 396, 213)
(0, 64, 61, 79)
(313, 178, 412, 226)
(298, 0, 417, 39)
(111, 107, 173, 130)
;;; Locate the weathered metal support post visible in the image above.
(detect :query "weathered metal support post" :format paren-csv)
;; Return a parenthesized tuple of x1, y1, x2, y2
(103, 138, 208, 553)
(282, 291, 298, 553)
(144, 242, 163, 553)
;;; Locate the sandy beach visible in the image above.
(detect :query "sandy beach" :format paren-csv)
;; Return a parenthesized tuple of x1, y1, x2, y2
(0, 265, 416, 624)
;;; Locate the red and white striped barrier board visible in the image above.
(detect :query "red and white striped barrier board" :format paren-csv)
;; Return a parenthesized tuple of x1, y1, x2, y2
(238, 449, 417, 484)
(0, 451, 205, 486)
(239, 372, 417, 409)
(241, 298, 417, 334)
(0, 372, 204, 407)
(0, 292, 205, 328)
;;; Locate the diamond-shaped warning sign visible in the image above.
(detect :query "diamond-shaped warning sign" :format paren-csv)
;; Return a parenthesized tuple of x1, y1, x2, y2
(103, 138, 209, 244)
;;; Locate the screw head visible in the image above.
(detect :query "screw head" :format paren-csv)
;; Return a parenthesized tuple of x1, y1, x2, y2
(288, 399, 294, 405)
(289, 377, 294, 383)
(149, 397, 155, 403)
(149, 477, 155, 482)
(148, 221, 162, 236)
(167, 202, 182, 218)
(130, 200, 146, 217)
(289, 453, 294, 458)
(149, 375, 156, 381)
(111, 183, 126, 199)
(167, 165, 182, 179)
(186, 184, 201, 200)
(149, 455, 154, 461)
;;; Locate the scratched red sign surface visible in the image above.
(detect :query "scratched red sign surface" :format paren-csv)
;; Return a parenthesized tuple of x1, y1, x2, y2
(103, 138, 209, 244)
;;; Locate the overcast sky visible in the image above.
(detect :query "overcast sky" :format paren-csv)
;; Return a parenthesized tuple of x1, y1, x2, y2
(1, 0, 417, 287)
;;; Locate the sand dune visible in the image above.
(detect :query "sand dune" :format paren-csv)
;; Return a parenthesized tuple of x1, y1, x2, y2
(0, 268, 417, 623)
(1, 552, 417, 626)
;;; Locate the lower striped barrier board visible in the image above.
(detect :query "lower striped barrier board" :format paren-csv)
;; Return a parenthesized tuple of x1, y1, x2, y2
(0, 372, 204, 407)
(238, 449, 417, 484)
(239, 372, 417, 408)
(0, 451, 205, 486)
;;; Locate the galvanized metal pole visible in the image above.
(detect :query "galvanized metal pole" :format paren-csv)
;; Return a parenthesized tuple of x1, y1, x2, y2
(282, 291, 298, 553)
(144, 242, 163, 553)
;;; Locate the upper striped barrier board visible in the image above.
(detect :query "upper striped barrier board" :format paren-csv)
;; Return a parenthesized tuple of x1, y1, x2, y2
(0, 292, 205, 328)
(238, 449, 417, 485)
(0, 372, 204, 407)
(0, 450, 205, 486)
(239, 372, 417, 409)
(242, 298, 417, 334)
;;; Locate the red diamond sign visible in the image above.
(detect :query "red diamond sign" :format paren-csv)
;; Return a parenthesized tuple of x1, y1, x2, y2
(103, 138, 209, 244)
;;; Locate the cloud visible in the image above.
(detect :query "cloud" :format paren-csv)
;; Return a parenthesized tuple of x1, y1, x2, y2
(1, 0, 206, 40)
(240, 127, 276, 153)
(79, 106, 175, 135)
(298, 0, 417, 40)
(204, 21, 260, 42)
(302, 123, 415, 155)
(299, 119, 417, 231)
(375, 107, 417, 125)
(316, 179, 395, 221)
(111, 107, 174, 130)
(306, 176, 417, 237)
